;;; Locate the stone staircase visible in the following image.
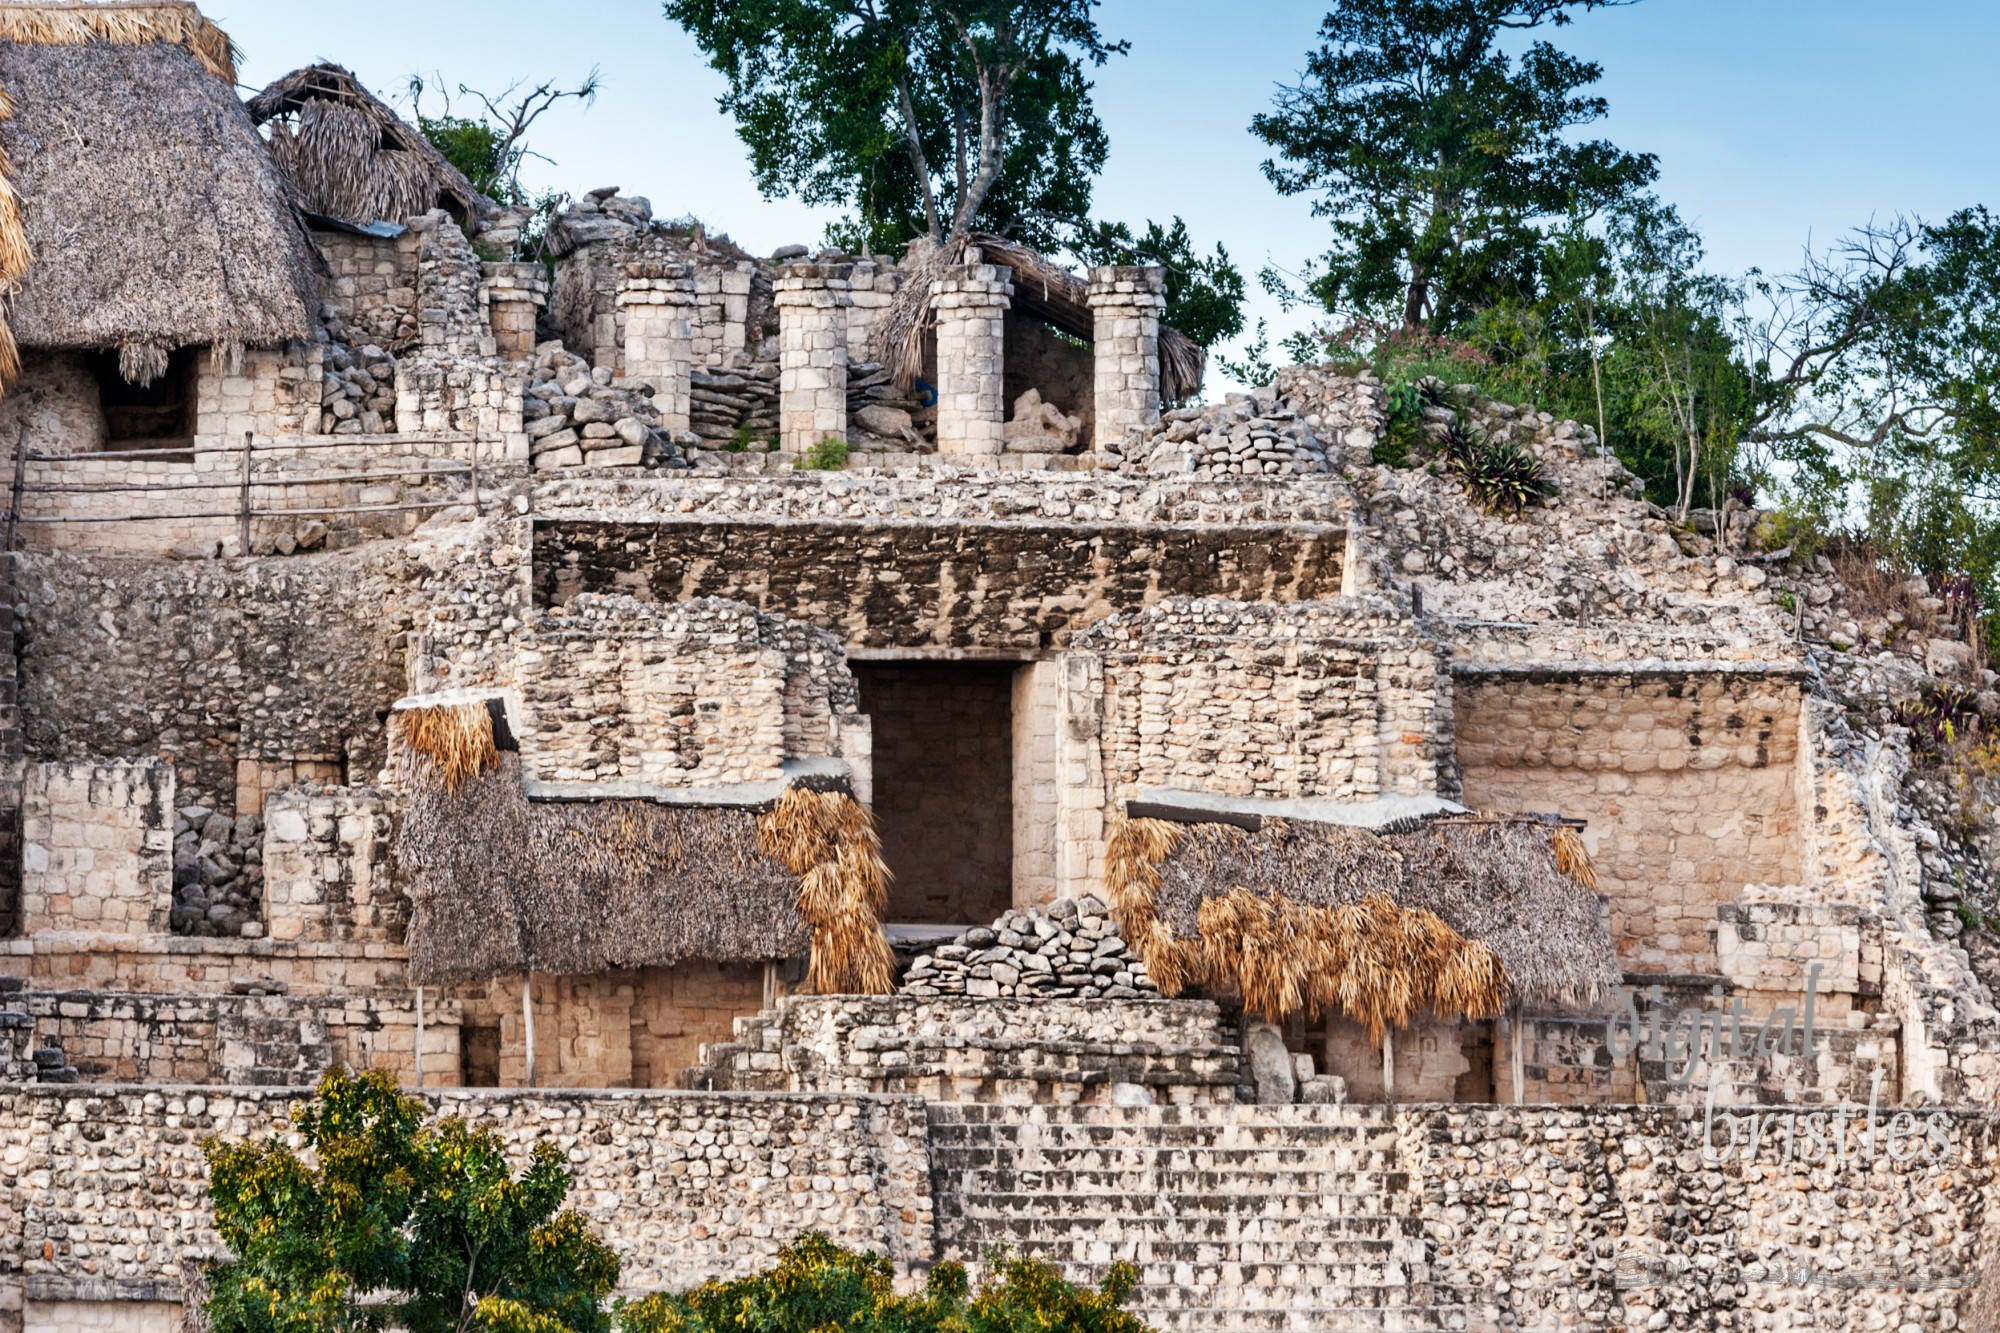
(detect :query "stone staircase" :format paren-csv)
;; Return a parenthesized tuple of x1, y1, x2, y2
(929, 1103, 1446, 1333)
(681, 1006, 789, 1092)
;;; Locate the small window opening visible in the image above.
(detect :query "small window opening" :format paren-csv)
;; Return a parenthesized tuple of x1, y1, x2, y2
(85, 345, 199, 447)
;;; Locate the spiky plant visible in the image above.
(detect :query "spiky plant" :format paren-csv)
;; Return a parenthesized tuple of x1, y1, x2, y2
(1460, 441, 1554, 515)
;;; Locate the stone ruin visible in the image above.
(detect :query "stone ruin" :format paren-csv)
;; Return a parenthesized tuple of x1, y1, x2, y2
(0, 10, 1997, 1333)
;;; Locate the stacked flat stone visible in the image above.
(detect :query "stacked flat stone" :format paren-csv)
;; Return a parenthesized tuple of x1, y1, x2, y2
(0, 979, 77, 1083)
(318, 339, 399, 435)
(524, 343, 690, 471)
(1120, 391, 1329, 477)
(688, 364, 780, 447)
(169, 805, 264, 938)
(900, 895, 1158, 1000)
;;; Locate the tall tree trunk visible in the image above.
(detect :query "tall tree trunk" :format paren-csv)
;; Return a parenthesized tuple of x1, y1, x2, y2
(1403, 265, 1432, 332)
(892, 72, 943, 242)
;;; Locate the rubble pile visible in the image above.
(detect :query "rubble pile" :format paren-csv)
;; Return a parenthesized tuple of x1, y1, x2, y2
(899, 895, 1158, 1000)
(319, 339, 399, 435)
(524, 344, 691, 471)
(170, 805, 265, 938)
(688, 364, 778, 447)
(1116, 389, 1328, 477)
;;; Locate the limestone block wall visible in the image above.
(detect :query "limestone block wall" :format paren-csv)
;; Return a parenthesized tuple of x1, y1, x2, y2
(1086, 266, 1164, 450)
(313, 227, 421, 350)
(21, 761, 172, 936)
(1453, 670, 1805, 973)
(513, 594, 859, 787)
(0, 1086, 935, 1308)
(554, 239, 761, 379)
(775, 263, 851, 451)
(260, 786, 404, 944)
(932, 263, 1011, 458)
(844, 261, 899, 363)
(0, 936, 412, 999)
(532, 514, 1348, 652)
(483, 262, 550, 363)
(691, 262, 758, 367)
(1715, 900, 1865, 1001)
(391, 354, 526, 457)
(617, 264, 694, 432)
(192, 345, 320, 451)
(20, 989, 457, 1088)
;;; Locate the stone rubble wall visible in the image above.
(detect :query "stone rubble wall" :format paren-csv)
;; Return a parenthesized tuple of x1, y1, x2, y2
(0, 1086, 935, 1305)
(313, 227, 422, 353)
(683, 994, 1240, 1106)
(898, 894, 1159, 1002)
(20, 762, 172, 937)
(0, 352, 108, 457)
(1072, 595, 1457, 806)
(18, 988, 455, 1088)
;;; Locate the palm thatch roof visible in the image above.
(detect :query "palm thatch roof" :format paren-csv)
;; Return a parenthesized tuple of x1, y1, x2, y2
(1105, 812, 1617, 1032)
(394, 702, 892, 992)
(876, 231, 1204, 406)
(248, 63, 490, 226)
(0, 4, 317, 383)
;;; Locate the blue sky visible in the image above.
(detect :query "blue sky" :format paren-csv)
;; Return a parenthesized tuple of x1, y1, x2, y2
(212, 0, 1999, 375)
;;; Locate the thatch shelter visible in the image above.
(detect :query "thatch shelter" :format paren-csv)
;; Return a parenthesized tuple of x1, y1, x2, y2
(878, 231, 1205, 406)
(0, 3, 318, 384)
(248, 63, 491, 227)
(1105, 811, 1618, 1034)
(395, 701, 893, 994)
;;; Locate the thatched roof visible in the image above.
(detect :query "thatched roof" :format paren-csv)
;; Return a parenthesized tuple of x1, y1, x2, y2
(876, 231, 1205, 406)
(394, 703, 892, 992)
(248, 63, 490, 226)
(0, 5, 317, 380)
(1106, 812, 1617, 1031)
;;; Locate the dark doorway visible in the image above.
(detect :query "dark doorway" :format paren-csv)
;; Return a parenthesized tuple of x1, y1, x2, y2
(854, 661, 1015, 924)
(85, 345, 199, 447)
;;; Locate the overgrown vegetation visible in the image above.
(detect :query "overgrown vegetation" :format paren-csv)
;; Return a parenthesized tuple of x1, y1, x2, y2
(202, 1068, 621, 1333)
(1239, 0, 2000, 655)
(799, 436, 852, 470)
(621, 1233, 1149, 1333)
(408, 70, 599, 256)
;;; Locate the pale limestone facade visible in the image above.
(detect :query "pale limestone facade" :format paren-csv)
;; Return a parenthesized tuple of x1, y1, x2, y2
(481, 261, 549, 362)
(932, 262, 1013, 458)
(1086, 265, 1166, 451)
(20, 762, 172, 937)
(616, 263, 696, 433)
(774, 262, 851, 452)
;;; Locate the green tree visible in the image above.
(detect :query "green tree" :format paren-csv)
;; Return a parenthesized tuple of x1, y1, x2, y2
(1069, 216, 1246, 348)
(202, 1068, 621, 1333)
(663, 0, 1126, 252)
(618, 1232, 1150, 1333)
(1251, 0, 1655, 333)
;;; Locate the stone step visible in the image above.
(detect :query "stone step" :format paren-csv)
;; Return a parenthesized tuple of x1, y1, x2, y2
(928, 1104, 1384, 1127)
(1131, 1308, 1443, 1333)
(938, 1214, 1421, 1245)
(933, 1147, 1401, 1172)
(938, 1186, 1413, 1217)
(929, 1129, 1403, 1154)
(940, 1169, 1410, 1197)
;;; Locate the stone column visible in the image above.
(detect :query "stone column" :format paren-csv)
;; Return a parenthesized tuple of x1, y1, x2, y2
(1087, 265, 1166, 454)
(618, 262, 696, 434)
(482, 262, 548, 362)
(933, 261, 1013, 458)
(774, 263, 853, 453)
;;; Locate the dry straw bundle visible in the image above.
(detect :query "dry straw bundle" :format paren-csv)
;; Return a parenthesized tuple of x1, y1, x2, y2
(1106, 810, 1617, 1032)
(757, 786, 895, 995)
(399, 702, 500, 793)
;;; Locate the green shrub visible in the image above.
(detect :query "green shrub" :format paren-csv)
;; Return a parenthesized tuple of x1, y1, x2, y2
(1457, 440, 1555, 515)
(722, 423, 763, 453)
(619, 1234, 1149, 1333)
(799, 436, 850, 471)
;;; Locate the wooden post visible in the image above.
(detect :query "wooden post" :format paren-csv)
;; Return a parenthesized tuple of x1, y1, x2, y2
(1381, 1030, 1395, 1104)
(6, 422, 25, 553)
(521, 974, 537, 1089)
(469, 434, 482, 515)
(762, 960, 778, 1012)
(238, 430, 253, 555)
(1511, 1004, 1526, 1106)
(414, 985, 426, 1090)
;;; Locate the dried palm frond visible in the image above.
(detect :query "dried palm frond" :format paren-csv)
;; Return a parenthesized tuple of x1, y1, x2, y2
(0, 83, 23, 389)
(1552, 825, 1598, 890)
(758, 787, 894, 995)
(0, 2, 238, 80)
(400, 702, 499, 793)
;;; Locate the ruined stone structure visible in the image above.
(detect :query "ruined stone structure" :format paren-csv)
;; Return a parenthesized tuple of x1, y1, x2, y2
(1, 9, 1998, 1332)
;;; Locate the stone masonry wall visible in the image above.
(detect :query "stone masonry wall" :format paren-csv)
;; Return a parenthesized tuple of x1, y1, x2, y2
(259, 786, 404, 945)
(0, 353, 107, 457)
(20, 762, 172, 937)
(533, 518, 1346, 651)
(0, 1086, 935, 1306)
(17, 551, 410, 818)
(1454, 671, 1804, 973)
(313, 228, 421, 351)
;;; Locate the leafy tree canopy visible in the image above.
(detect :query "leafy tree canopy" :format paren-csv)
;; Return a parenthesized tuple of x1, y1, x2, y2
(1070, 216, 1247, 349)
(1251, 0, 1656, 332)
(202, 1068, 621, 1333)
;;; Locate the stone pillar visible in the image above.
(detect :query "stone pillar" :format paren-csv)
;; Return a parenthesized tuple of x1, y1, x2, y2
(1087, 265, 1166, 453)
(618, 262, 696, 434)
(774, 263, 853, 453)
(482, 261, 548, 361)
(933, 261, 1013, 458)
